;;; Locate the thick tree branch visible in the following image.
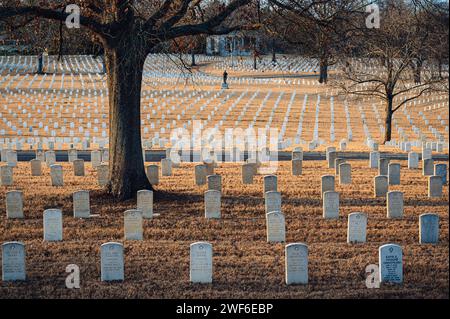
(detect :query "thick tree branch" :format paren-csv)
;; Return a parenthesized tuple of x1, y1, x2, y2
(392, 87, 431, 113)
(144, 0, 174, 30)
(0, 6, 107, 35)
(160, 0, 194, 30)
(160, 0, 252, 39)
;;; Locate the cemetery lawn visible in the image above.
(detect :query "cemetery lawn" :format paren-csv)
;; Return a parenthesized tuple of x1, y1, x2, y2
(0, 160, 448, 298)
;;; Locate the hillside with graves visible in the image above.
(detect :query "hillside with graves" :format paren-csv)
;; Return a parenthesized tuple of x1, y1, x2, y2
(0, 53, 448, 298)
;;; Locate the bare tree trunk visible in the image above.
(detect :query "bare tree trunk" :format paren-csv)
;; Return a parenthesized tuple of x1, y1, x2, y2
(105, 42, 152, 200)
(384, 96, 394, 143)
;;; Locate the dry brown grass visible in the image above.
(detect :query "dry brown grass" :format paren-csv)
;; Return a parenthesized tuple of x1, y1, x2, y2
(0, 160, 448, 299)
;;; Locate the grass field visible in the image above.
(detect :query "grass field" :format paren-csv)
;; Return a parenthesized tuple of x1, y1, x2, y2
(0, 160, 448, 298)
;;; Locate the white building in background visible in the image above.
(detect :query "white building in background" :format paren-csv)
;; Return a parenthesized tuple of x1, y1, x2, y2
(206, 31, 261, 56)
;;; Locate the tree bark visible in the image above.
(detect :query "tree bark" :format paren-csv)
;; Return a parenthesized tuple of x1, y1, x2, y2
(104, 40, 152, 200)
(384, 96, 393, 143)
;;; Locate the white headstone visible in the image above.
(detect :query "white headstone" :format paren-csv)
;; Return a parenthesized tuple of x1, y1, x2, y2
(6, 150, 17, 167)
(419, 213, 439, 244)
(369, 151, 380, 168)
(374, 175, 388, 197)
(347, 212, 367, 243)
(43, 209, 63, 241)
(2, 242, 26, 281)
(45, 151, 56, 166)
(328, 151, 337, 168)
(291, 159, 302, 176)
(379, 244, 403, 284)
(50, 164, 63, 186)
(207, 175, 222, 192)
(161, 158, 172, 176)
(91, 150, 102, 168)
(190, 242, 213, 283)
(146, 165, 159, 185)
(204, 190, 221, 219)
(335, 158, 345, 175)
(339, 163, 351, 184)
(388, 163, 401, 185)
(265, 191, 282, 214)
(321, 175, 335, 198)
(124, 210, 143, 240)
(73, 159, 85, 176)
(387, 191, 403, 218)
(97, 164, 109, 186)
(422, 159, 434, 176)
(323, 191, 339, 219)
(101, 242, 124, 281)
(408, 152, 419, 169)
(266, 211, 286, 242)
(428, 175, 443, 198)
(378, 158, 389, 176)
(73, 190, 90, 218)
(422, 148, 432, 161)
(263, 175, 277, 194)
(137, 190, 153, 219)
(285, 243, 308, 285)
(195, 164, 207, 185)
(0, 165, 13, 186)
(434, 163, 447, 184)
(5, 190, 24, 219)
(30, 159, 42, 176)
(242, 163, 254, 184)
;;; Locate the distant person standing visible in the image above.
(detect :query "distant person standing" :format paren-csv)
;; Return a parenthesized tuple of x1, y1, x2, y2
(222, 70, 229, 89)
(37, 52, 43, 74)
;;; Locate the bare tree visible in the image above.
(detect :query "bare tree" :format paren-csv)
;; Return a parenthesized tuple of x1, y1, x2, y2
(268, 0, 369, 83)
(0, 0, 253, 200)
(336, 0, 448, 143)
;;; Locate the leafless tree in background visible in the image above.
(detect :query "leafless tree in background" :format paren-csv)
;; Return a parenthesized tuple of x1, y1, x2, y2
(336, 0, 449, 143)
(268, 0, 370, 83)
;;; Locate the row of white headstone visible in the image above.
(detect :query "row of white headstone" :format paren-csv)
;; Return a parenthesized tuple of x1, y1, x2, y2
(3, 178, 440, 245)
(0, 148, 107, 165)
(4, 189, 153, 220)
(0, 160, 109, 187)
(4, 240, 434, 285)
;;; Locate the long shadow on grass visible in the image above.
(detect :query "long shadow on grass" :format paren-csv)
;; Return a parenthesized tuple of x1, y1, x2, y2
(155, 188, 448, 209)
